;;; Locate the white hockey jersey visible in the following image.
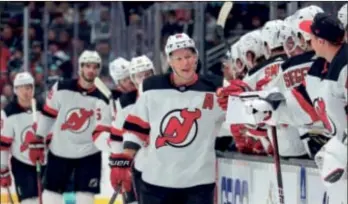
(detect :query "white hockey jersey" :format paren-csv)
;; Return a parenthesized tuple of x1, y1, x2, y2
(36, 79, 109, 159)
(1, 100, 48, 167)
(92, 90, 122, 151)
(123, 73, 225, 188)
(243, 54, 287, 90)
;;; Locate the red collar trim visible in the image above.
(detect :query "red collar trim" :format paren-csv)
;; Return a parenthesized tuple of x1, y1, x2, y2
(77, 79, 96, 93)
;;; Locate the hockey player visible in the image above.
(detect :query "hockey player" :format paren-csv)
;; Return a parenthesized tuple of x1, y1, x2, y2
(35, 50, 110, 204)
(108, 55, 155, 204)
(1, 72, 48, 204)
(246, 12, 347, 187)
(230, 40, 248, 80)
(109, 33, 225, 204)
(93, 57, 135, 150)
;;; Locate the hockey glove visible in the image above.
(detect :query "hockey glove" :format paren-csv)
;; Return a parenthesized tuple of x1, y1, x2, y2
(217, 80, 252, 111)
(27, 134, 45, 165)
(0, 168, 11, 187)
(109, 153, 133, 192)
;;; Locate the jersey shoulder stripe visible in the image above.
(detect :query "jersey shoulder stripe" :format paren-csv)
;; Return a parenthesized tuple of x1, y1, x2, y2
(281, 51, 316, 71)
(56, 79, 108, 103)
(3, 100, 43, 117)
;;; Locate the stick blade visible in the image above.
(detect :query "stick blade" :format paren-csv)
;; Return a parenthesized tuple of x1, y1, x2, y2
(217, 2, 233, 28)
(94, 77, 112, 99)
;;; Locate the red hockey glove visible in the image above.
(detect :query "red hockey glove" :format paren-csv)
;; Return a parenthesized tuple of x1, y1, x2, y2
(0, 168, 11, 187)
(28, 135, 45, 165)
(217, 80, 252, 111)
(109, 153, 133, 192)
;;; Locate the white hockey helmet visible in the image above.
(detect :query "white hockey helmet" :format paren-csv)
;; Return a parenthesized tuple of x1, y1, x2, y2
(13, 72, 35, 95)
(338, 3, 347, 29)
(230, 41, 245, 73)
(279, 21, 302, 57)
(78, 50, 102, 74)
(165, 33, 198, 57)
(129, 55, 155, 75)
(239, 30, 264, 70)
(292, 5, 324, 42)
(109, 57, 131, 84)
(260, 19, 285, 59)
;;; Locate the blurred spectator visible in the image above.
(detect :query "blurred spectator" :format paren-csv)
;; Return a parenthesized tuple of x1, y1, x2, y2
(205, 12, 218, 49)
(1, 95, 9, 109)
(161, 10, 183, 36)
(91, 7, 111, 43)
(95, 39, 113, 76)
(2, 84, 14, 102)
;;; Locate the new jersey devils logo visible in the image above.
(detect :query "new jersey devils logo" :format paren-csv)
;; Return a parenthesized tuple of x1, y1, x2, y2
(61, 108, 94, 133)
(155, 108, 202, 149)
(20, 125, 36, 152)
(313, 98, 336, 136)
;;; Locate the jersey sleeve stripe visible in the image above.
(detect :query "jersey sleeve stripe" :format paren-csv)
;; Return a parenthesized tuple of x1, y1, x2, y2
(110, 127, 123, 142)
(126, 115, 150, 129)
(92, 125, 110, 141)
(43, 104, 58, 118)
(0, 136, 13, 150)
(291, 85, 319, 122)
(123, 122, 150, 142)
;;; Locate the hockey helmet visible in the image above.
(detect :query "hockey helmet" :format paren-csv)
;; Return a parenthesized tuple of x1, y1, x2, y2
(78, 50, 102, 74)
(165, 33, 198, 57)
(109, 57, 131, 84)
(338, 3, 347, 29)
(260, 19, 285, 59)
(292, 5, 324, 42)
(239, 30, 264, 69)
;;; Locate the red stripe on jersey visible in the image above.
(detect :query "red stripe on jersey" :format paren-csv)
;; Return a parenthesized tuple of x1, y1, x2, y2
(126, 115, 150, 129)
(291, 88, 319, 122)
(110, 127, 124, 141)
(43, 104, 58, 117)
(0, 136, 13, 150)
(92, 125, 110, 141)
(46, 133, 53, 145)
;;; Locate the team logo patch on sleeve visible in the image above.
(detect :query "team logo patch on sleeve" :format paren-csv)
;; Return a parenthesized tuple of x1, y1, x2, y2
(61, 108, 94, 133)
(313, 97, 337, 136)
(155, 108, 201, 149)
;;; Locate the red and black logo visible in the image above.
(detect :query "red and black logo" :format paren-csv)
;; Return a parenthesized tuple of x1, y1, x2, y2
(61, 108, 94, 133)
(20, 125, 36, 152)
(155, 108, 201, 149)
(313, 97, 336, 136)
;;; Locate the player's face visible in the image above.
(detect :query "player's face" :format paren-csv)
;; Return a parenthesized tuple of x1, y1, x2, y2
(235, 58, 244, 73)
(169, 48, 198, 80)
(246, 51, 256, 70)
(81, 63, 100, 83)
(284, 37, 304, 57)
(132, 70, 153, 86)
(118, 77, 136, 92)
(16, 84, 34, 101)
(309, 34, 324, 57)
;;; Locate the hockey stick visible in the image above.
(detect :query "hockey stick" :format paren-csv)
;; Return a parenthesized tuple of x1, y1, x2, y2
(270, 126, 284, 204)
(238, 94, 285, 204)
(216, 2, 235, 79)
(31, 98, 43, 204)
(6, 187, 14, 204)
(94, 77, 117, 118)
(108, 185, 121, 204)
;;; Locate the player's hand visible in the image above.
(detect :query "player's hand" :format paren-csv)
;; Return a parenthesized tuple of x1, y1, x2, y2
(217, 80, 252, 111)
(109, 153, 133, 192)
(28, 135, 45, 165)
(0, 168, 11, 187)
